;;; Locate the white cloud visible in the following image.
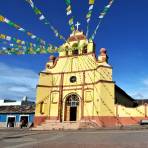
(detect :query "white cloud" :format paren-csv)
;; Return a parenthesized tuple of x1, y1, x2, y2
(9, 87, 30, 92)
(129, 78, 148, 99)
(0, 62, 38, 100)
(143, 79, 148, 86)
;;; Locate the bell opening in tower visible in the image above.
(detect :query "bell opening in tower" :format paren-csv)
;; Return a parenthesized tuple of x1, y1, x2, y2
(72, 49, 78, 56)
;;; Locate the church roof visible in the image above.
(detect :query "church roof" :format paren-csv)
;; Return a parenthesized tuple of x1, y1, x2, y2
(67, 31, 87, 42)
(115, 85, 138, 107)
(135, 99, 148, 105)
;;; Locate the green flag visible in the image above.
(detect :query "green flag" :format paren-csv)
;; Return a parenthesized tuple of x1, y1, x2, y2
(34, 7, 41, 15)
(65, 0, 71, 5)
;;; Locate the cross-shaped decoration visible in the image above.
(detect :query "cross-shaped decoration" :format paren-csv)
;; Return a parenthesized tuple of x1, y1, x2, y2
(75, 22, 80, 30)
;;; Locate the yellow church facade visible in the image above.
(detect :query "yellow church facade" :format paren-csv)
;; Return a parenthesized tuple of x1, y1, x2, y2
(34, 31, 148, 129)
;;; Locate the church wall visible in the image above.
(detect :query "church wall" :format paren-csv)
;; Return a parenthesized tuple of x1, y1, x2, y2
(98, 67, 112, 81)
(117, 105, 145, 117)
(35, 87, 51, 115)
(49, 103, 59, 119)
(38, 73, 52, 86)
(115, 104, 148, 126)
(84, 101, 93, 117)
(96, 82, 115, 116)
(85, 71, 95, 84)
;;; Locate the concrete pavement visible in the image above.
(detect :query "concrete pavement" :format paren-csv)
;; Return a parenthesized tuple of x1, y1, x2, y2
(0, 128, 148, 148)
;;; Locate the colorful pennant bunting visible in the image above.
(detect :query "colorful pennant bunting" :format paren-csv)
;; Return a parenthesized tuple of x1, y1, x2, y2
(25, 0, 67, 42)
(0, 33, 37, 48)
(86, 0, 95, 37)
(0, 40, 61, 55)
(90, 0, 114, 40)
(64, 0, 75, 32)
(0, 14, 48, 46)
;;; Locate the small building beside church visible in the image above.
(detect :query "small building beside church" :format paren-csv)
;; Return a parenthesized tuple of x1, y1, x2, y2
(34, 30, 148, 130)
(0, 97, 35, 128)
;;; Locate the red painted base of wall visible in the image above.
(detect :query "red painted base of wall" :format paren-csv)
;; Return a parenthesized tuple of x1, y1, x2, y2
(82, 116, 116, 127)
(34, 116, 148, 128)
(82, 116, 148, 127)
(34, 116, 59, 127)
(116, 117, 148, 126)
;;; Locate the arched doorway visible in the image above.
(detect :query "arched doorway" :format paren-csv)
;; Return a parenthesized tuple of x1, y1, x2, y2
(64, 94, 79, 121)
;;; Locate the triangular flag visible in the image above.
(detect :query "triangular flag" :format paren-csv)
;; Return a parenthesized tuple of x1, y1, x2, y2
(89, 5, 94, 11)
(0, 15, 4, 22)
(87, 18, 90, 23)
(89, 0, 95, 5)
(31, 35, 36, 39)
(6, 36, 11, 41)
(65, 0, 71, 5)
(18, 28, 25, 32)
(39, 15, 45, 20)
(4, 18, 10, 23)
(66, 5, 71, 12)
(67, 10, 72, 16)
(26, 0, 34, 8)
(69, 18, 74, 26)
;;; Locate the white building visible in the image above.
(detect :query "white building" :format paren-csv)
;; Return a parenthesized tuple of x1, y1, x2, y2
(0, 96, 28, 106)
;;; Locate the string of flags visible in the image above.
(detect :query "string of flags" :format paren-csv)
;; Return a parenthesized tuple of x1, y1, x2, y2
(0, 32, 61, 52)
(0, 40, 60, 55)
(0, 33, 38, 48)
(64, 0, 75, 32)
(0, 1, 115, 55)
(86, 0, 95, 37)
(90, 0, 114, 40)
(0, 33, 63, 55)
(25, 0, 67, 42)
(0, 14, 48, 46)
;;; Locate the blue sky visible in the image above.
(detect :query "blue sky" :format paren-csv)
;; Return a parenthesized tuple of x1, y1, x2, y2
(0, 0, 148, 100)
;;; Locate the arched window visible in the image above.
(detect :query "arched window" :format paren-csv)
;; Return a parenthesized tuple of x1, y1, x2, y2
(66, 95, 79, 107)
(72, 43, 79, 56)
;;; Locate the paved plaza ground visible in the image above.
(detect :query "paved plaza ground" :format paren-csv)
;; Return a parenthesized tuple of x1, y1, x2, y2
(0, 127, 148, 148)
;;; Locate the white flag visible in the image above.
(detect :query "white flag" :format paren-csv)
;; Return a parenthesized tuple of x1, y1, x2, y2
(99, 15, 104, 19)
(87, 18, 90, 23)
(67, 10, 72, 16)
(106, 5, 111, 8)
(39, 15, 45, 20)
(2, 47, 6, 50)
(18, 28, 25, 32)
(89, 5, 93, 11)
(4, 18, 10, 23)
(31, 35, 36, 39)
(6, 36, 11, 41)
(21, 41, 25, 45)
(26, 0, 34, 8)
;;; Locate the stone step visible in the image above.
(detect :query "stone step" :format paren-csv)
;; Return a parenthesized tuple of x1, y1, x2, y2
(33, 118, 88, 130)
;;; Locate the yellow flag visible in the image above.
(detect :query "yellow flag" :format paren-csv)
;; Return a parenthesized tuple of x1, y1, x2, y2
(66, 5, 71, 12)
(0, 34, 6, 39)
(27, 32, 32, 36)
(89, 0, 95, 5)
(17, 40, 21, 44)
(0, 15, 4, 22)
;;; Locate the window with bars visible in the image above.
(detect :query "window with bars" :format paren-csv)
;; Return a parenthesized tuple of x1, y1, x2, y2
(66, 95, 79, 107)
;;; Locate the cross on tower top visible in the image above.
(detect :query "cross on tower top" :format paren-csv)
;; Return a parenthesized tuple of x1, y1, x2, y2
(75, 22, 80, 30)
